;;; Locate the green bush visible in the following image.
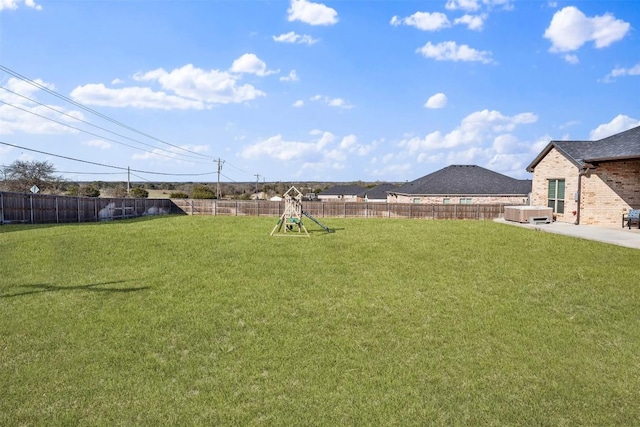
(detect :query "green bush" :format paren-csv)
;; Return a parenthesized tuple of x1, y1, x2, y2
(191, 185, 215, 199)
(67, 184, 100, 198)
(169, 192, 189, 198)
(129, 187, 149, 198)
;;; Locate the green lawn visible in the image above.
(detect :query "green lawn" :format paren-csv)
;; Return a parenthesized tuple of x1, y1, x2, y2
(2, 216, 640, 425)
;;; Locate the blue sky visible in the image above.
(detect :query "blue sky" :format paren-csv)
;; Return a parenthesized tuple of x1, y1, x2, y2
(1, 0, 638, 184)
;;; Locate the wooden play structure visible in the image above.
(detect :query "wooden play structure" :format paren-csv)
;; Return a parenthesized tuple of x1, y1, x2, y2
(270, 186, 334, 237)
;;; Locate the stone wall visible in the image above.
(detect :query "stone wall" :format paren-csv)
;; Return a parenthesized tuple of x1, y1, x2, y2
(388, 194, 529, 205)
(581, 159, 640, 225)
(531, 148, 640, 225)
(529, 147, 579, 224)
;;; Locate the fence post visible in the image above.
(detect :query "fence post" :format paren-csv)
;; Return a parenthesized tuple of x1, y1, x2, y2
(29, 194, 34, 224)
(0, 192, 3, 225)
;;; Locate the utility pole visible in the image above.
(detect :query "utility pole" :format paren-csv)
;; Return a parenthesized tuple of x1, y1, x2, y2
(254, 174, 261, 197)
(127, 166, 130, 195)
(216, 158, 224, 199)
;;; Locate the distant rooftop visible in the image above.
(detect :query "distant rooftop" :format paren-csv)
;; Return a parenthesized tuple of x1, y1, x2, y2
(391, 165, 531, 196)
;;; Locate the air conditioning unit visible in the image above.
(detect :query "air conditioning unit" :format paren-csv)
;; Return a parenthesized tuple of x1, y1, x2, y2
(504, 206, 553, 224)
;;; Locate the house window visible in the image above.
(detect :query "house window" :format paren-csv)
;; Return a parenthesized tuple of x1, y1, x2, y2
(547, 179, 565, 214)
(443, 198, 451, 204)
(413, 198, 421, 204)
(460, 198, 472, 204)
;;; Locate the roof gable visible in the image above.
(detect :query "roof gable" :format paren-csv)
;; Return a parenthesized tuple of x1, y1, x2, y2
(361, 183, 397, 200)
(391, 165, 531, 196)
(527, 125, 640, 171)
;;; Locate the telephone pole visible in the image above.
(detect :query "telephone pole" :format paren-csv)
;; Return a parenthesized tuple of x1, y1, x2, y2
(254, 174, 261, 196)
(216, 158, 224, 199)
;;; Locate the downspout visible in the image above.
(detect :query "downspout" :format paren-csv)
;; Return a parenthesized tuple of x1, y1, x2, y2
(575, 170, 584, 225)
(575, 164, 593, 225)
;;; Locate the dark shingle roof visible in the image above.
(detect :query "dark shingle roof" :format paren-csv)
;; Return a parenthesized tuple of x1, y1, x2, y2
(527, 125, 640, 171)
(391, 165, 531, 196)
(318, 184, 366, 196)
(361, 183, 398, 200)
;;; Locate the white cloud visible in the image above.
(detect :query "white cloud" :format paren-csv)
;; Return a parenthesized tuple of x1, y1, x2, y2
(453, 14, 486, 31)
(563, 54, 579, 64)
(273, 31, 319, 45)
(230, 53, 277, 76)
(446, 0, 512, 12)
(287, 0, 338, 26)
(241, 132, 334, 161)
(424, 93, 448, 109)
(280, 70, 299, 82)
(71, 84, 207, 110)
(327, 98, 353, 109)
(390, 12, 450, 31)
(445, 0, 480, 11)
(241, 130, 375, 175)
(544, 6, 630, 53)
(394, 110, 536, 176)
(602, 63, 640, 82)
(111, 78, 124, 85)
(99, 63, 267, 107)
(310, 94, 354, 109)
(589, 115, 640, 140)
(293, 100, 304, 107)
(83, 139, 112, 150)
(416, 41, 493, 63)
(0, 77, 84, 134)
(0, 0, 41, 11)
(398, 109, 538, 153)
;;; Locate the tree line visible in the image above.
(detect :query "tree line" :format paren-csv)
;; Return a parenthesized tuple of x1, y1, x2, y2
(0, 160, 334, 199)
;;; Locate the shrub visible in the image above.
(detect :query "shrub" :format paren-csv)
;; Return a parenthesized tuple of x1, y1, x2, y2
(169, 192, 189, 198)
(191, 185, 215, 199)
(130, 187, 149, 198)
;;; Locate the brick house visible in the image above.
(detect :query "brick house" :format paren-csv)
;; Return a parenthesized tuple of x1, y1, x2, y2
(317, 184, 365, 202)
(387, 165, 531, 205)
(526, 125, 640, 225)
(361, 183, 398, 202)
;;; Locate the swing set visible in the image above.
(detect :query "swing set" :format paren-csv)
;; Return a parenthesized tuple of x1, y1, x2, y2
(270, 186, 334, 237)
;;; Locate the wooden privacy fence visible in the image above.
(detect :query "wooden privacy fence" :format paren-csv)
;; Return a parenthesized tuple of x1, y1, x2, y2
(171, 199, 510, 220)
(0, 192, 512, 225)
(0, 192, 173, 225)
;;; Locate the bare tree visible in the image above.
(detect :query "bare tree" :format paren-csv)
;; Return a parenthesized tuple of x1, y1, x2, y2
(4, 160, 61, 192)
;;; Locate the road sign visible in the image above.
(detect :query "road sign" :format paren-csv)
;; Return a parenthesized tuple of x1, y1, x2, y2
(30, 185, 39, 194)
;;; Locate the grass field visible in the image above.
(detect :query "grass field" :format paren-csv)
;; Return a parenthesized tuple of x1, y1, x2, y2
(2, 216, 640, 425)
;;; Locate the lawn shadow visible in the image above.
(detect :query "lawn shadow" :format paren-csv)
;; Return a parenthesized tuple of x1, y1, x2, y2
(1, 280, 150, 298)
(0, 214, 180, 234)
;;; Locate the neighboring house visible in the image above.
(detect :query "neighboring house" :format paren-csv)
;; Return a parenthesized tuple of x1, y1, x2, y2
(361, 183, 398, 203)
(526, 125, 640, 225)
(387, 165, 531, 205)
(317, 185, 365, 202)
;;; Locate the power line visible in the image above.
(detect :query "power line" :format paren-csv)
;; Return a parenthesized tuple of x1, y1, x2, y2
(57, 171, 123, 175)
(0, 64, 213, 160)
(0, 141, 215, 177)
(0, 85, 210, 162)
(0, 100, 213, 165)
